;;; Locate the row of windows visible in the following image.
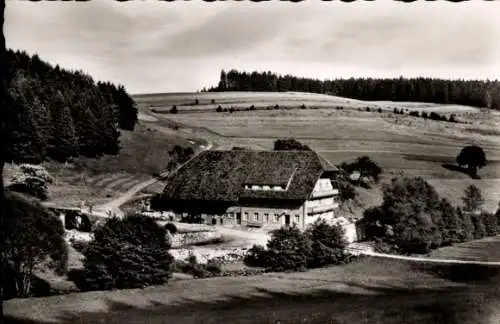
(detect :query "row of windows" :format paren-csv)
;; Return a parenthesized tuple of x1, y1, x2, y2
(224, 212, 301, 224)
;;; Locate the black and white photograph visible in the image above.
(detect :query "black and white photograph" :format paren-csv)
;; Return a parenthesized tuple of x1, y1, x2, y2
(1, 0, 500, 323)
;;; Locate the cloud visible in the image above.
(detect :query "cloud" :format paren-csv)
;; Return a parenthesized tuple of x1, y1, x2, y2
(5, 1, 500, 93)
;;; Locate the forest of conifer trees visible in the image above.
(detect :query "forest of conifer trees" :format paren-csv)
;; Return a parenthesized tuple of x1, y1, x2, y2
(4, 50, 138, 164)
(207, 69, 500, 109)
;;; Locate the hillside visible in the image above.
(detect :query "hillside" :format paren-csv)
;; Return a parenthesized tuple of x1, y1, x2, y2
(134, 90, 500, 217)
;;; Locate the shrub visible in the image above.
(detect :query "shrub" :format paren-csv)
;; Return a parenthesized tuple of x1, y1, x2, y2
(482, 212, 498, 237)
(229, 107, 235, 113)
(462, 184, 485, 213)
(377, 108, 382, 113)
(170, 105, 178, 114)
(164, 222, 178, 235)
(365, 107, 371, 112)
(176, 255, 222, 278)
(243, 245, 268, 268)
(422, 111, 428, 119)
(216, 105, 223, 112)
(306, 220, 349, 268)
(264, 226, 312, 272)
(249, 104, 255, 111)
(19, 164, 53, 183)
(449, 114, 457, 123)
(429, 112, 441, 120)
(211, 99, 215, 104)
(7, 177, 49, 201)
(80, 214, 174, 291)
(274, 104, 280, 110)
(300, 104, 306, 109)
(194, 99, 199, 105)
(341, 156, 382, 183)
(274, 138, 312, 151)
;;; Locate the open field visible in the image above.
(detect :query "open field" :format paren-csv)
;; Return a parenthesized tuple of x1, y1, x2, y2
(6, 256, 500, 324)
(134, 91, 482, 115)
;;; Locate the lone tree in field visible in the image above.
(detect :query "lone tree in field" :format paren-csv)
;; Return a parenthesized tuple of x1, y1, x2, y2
(462, 184, 484, 213)
(456, 145, 487, 178)
(273, 138, 311, 151)
(81, 214, 174, 291)
(3, 192, 68, 298)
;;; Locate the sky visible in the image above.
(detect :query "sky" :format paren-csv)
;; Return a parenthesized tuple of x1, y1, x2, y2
(5, 0, 500, 94)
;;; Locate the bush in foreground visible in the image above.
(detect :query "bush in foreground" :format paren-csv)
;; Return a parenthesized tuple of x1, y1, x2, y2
(79, 214, 174, 291)
(174, 254, 222, 278)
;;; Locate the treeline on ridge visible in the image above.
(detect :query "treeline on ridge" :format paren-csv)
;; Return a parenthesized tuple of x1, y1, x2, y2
(4, 49, 138, 164)
(205, 69, 500, 109)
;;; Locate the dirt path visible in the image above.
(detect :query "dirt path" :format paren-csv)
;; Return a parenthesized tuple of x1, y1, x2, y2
(94, 140, 214, 219)
(346, 242, 500, 265)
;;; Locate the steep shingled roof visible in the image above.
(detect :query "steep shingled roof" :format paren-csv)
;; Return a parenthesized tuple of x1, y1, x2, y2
(161, 150, 338, 203)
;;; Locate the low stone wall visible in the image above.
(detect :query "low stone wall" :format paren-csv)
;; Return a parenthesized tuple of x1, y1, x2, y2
(170, 231, 223, 248)
(170, 247, 248, 264)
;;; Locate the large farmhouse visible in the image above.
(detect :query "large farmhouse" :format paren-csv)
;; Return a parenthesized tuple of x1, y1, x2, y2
(154, 150, 340, 230)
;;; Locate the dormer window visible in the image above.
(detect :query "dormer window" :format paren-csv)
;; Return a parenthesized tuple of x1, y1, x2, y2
(244, 184, 286, 191)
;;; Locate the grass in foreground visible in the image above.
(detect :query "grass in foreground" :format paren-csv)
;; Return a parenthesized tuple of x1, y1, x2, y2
(5, 256, 500, 324)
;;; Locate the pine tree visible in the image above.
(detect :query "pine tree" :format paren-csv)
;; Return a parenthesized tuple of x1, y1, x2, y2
(48, 93, 78, 161)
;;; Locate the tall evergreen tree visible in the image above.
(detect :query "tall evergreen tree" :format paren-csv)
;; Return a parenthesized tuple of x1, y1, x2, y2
(48, 93, 78, 161)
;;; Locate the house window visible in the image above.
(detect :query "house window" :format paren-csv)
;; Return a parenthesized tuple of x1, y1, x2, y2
(244, 212, 248, 221)
(295, 215, 300, 224)
(264, 213, 269, 223)
(274, 214, 279, 222)
(254, 213, 259, 221)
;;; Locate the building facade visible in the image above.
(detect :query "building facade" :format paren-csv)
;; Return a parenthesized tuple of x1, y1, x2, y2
(155, 150, 340, 230)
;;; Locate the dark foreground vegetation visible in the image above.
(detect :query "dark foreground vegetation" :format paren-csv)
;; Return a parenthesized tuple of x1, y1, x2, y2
(206, 69, 500, 109)
(4, 50, 138, 164)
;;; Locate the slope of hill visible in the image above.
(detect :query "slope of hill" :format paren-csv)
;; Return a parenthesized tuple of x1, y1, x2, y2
(134, 91, 481, 114)
(133, 91, 500, 218)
